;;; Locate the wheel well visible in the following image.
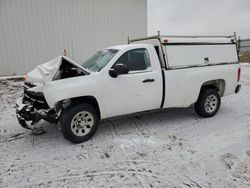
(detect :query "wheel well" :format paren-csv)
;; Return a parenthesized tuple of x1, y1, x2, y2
(57, 96, 101, 119)
(201, 79, 225, 96)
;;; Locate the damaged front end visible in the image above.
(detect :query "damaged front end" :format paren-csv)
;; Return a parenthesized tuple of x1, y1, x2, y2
(16, 56, 89, 129)
(16, 82, 57, 129)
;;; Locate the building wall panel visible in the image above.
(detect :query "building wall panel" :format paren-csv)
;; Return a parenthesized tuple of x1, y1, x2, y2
(0, 0, 147, 75)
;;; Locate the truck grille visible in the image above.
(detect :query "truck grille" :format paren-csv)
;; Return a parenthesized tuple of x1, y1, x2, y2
(23, 82, 49, 109)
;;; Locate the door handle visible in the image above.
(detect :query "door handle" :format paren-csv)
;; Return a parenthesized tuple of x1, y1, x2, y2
(142, 78, 155, 83)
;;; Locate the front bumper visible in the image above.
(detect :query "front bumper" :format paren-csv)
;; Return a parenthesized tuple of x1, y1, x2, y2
(16, 97, 33, 129)
(16, 96, 57, 129)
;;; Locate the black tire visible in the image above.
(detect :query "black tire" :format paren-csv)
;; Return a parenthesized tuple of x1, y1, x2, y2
(59, 103, 99, 143)
(194, 88, 221, 118)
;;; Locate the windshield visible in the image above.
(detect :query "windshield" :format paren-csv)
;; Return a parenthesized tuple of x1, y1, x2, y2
(81, 49, 118, 72)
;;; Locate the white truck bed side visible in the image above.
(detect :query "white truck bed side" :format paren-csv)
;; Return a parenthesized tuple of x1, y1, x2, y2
(163, 63, 239, 108)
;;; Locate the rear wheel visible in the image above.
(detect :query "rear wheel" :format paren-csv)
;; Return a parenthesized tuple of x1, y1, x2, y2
(194, 88, 221, 118)
(60, 103, 99, 143)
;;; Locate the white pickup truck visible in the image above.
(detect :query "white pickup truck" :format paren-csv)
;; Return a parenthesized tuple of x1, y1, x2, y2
(16, 34, 241, 143)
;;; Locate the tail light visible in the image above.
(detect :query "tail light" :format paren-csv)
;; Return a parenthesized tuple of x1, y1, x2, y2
(237, 67, 241, 82)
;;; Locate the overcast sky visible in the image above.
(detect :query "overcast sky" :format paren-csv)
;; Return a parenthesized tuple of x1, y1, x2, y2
(148, 0, 250, 38)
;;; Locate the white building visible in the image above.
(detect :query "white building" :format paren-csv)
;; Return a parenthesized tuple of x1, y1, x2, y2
(0, 0, 147, 75)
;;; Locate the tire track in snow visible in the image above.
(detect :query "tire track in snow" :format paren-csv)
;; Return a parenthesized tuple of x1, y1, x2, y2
(109, 122, 119, 138)
(107, 119, 149, 187)
(0, 133, 25, 143)
(130, 119, 146, 136)
(29, 160, 173, 187)
(127, 119, 159, 188)
(108, 118, 158, 187)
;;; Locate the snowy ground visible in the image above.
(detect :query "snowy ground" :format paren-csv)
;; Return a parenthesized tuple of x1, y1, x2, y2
(0, 65, 250, 188)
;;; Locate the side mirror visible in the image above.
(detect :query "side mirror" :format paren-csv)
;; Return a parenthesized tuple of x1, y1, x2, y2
(109, 64, 129, 78)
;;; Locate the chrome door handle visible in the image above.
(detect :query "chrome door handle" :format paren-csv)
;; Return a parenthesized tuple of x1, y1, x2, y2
(142, 78, 155, 83)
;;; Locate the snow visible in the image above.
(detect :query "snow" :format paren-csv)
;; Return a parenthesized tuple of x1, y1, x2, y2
(0, 64, 250, 188)
(0, 76, 24, 80)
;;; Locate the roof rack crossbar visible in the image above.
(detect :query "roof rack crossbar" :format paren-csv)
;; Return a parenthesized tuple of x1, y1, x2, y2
(128, 33, 235, 44)
(161, 35, 234, 38)
(128, 35, 160, 43)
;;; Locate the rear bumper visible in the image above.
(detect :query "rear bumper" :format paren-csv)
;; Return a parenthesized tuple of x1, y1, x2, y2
(235, 84, 241, 94)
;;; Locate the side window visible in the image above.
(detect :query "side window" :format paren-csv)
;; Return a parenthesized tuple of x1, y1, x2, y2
(113, 49, 151, 71)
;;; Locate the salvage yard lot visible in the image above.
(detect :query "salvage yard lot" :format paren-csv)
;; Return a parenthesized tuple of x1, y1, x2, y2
(0, 64, 250, 188)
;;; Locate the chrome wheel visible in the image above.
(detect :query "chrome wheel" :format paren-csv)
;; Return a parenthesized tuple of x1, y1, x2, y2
(204, 94, 218, 113)
(71, 111, 94, 137)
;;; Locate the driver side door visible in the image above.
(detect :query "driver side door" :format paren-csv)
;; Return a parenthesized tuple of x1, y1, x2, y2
(102, 48, 161, 118)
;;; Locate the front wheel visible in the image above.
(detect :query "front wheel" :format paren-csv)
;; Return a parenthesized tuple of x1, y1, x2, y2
(194, 88, 221, 118)
(59, 103, 99, 143)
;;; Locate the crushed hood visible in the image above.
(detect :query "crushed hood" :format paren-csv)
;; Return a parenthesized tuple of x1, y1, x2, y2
(26, 56, 89, 84)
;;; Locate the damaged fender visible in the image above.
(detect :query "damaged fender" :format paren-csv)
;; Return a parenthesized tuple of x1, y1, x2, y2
(29, 74, 102, 112)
